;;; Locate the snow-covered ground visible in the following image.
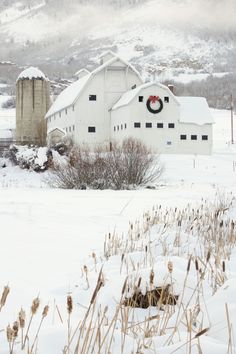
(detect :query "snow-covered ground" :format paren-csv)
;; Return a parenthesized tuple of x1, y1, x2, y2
(0, 108, 236, 353)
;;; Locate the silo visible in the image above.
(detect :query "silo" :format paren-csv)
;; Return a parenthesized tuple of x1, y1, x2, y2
(16, 67, 50, 146)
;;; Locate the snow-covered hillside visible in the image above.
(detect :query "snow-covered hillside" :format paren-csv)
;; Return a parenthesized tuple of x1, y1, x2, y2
(0, 0, 236, 85)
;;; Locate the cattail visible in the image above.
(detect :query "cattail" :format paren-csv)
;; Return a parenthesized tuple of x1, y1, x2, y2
(19, 308, 26, 328)
(67, 296, 73, 314)
(194, 327, 209, 338)
(168, 261, 173, 274)
(42, 305, 49, 318)
(12, 321, 19, 339)
(150, 270, 154, 285)
(31, 297, 40, 315)
(137, 277, 142, 288)
(206, 250, 211, 263)
(0, 286, 10, 310)
(6, 325, 13, 343)
(187, 257, 192, 272)
(195, 259, 199, 271)
(122, 277, 128, 295)
(222, 261, 226, 272)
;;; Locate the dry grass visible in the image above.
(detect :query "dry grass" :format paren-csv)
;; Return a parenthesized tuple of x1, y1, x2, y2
(0, 191, 235, 353)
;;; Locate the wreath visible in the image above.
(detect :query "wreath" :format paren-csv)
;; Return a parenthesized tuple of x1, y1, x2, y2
(146, 96, 163, 114)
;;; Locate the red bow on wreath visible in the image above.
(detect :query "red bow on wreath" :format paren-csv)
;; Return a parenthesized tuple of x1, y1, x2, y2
(149, 96, 160, 104)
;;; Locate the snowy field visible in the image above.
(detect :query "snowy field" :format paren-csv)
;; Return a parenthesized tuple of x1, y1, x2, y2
(0, 108, 236, 353)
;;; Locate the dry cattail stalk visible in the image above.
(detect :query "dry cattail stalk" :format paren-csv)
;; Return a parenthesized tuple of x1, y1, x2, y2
(22, 297, 40, 350)
(19, 308, 26, 328)
(31, 297, 40, 315)
(12, 321, 19, 339)
(42, 305, 49, 318)
(67, 295, 73, 314)
(150, 270, 155, 285)
(206, 250, 211, 263)
(168, 261, 173, 274)
(187, 257, 192, 272)
(0, 286, 10, 311)
(30, 305, 50, 354)
(222, 261, 226, 272)
(195, 259, 199, 271)
(122, 277, 128, 296)
(137, 277, 142, 288)
(6, 324, 13, 343)
(194, 327, 209, 338)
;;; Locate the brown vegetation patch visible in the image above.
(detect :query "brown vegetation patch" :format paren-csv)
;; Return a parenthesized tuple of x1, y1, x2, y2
(123, 285, 179, 309)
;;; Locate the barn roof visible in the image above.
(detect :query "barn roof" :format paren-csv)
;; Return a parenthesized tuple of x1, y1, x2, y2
(46, 74, 91, 118)
(112, 82, 180, 110)
(178, 97, 214, 125)
(17, 67, 47, 81)
(45, 54, 143, 119)
(112, 83, 213, 126)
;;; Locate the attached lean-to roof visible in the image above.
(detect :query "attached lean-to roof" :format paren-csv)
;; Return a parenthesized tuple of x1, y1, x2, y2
(112, 82, 179, 110)
(177, 97, 214, 125)
(45, 54, 143, 119)
(45, 74, 91, 118)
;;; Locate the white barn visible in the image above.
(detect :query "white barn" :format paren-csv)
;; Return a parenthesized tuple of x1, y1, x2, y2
(46, 51, 214, 155)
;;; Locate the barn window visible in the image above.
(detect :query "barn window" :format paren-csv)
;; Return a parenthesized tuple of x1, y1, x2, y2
(114, 126, 116, 132)
(164, 97, 169, 103)
(157, 123, 164, 128)
(191, 135, 197, 140)
(121, 124, 123, 130)
(168, 123, 175, 128)
(202, 135, 208, 140)
(89, 95, 97, 101)
(134, 122, 141, 128)
(88, 126, 96, 133)
(69, 127, 71, 132)
(125, 123, 127, 129)
(72, 125, 75, 131)
(139, 96, 143, 102)
(167, 141, 172, 145)
(180, 135, 187, 140)
(146, 123, 152, 128)
(59, 112, 61, 118)
(117, 126, 119, 131)
(65, 109, 67, 115)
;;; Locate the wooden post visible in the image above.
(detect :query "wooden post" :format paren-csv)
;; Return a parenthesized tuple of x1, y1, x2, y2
(231, 94, 234, 144)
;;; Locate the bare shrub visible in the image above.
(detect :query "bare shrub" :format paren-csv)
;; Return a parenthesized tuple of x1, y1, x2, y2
(1, 96, 15, 109)
(49, 138, 163, 190)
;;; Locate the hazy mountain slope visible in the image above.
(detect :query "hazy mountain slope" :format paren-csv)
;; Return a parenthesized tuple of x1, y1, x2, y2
(0, 0, 236, 108)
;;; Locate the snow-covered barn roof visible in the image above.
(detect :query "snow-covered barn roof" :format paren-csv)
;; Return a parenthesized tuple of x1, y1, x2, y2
(46, 74, 90, 118)
(112, 82, 180, 110)
(74, 68, 90, 78)
(45, 54, 143, 119)
(17, 67, 47, 81)
(178, 97, 214, 125)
